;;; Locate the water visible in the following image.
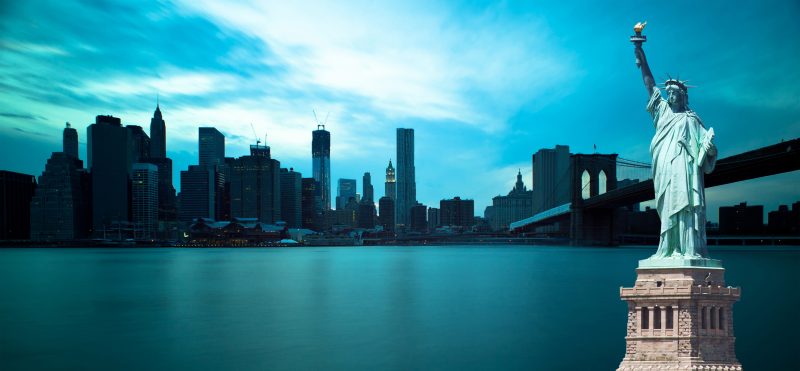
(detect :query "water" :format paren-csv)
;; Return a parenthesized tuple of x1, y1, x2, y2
(0, 246, 797, 370)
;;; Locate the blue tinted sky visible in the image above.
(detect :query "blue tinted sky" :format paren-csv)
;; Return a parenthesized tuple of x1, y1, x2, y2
(1, 0, 798, 221)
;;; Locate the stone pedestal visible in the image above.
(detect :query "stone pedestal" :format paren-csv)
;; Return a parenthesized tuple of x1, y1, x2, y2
(617, 263, 742, 370)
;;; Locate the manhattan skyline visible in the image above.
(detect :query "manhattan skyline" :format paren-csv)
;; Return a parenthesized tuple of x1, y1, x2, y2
(1, 1, 798, 222)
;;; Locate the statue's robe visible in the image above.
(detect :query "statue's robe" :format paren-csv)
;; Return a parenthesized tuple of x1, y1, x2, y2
(647, 87, 717, 258)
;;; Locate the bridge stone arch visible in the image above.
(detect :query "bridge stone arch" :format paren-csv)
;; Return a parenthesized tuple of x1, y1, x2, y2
(571, 154, 618, 205)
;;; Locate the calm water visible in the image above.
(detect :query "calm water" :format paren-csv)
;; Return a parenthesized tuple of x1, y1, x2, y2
(0, 246, 798, 370)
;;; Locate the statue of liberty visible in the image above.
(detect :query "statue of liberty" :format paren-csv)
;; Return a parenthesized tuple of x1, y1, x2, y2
(631, 22, 718, 262)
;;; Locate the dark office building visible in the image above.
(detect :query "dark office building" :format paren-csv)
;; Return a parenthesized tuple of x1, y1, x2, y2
(63, 122, 78, 159)
(179, 165, 224, 223)
(150, 103, 167, 159)
(767, 202, 800, 234)
(301, 178, 322, 231)
(719, 202, 763, 235)
(363, 172, 373, 203)
(440, 197, 475, 228)
(127, 125, 151, 163)
(146, 157, 177, 222)
(228, 144, 281, 223)
(357, 202, 376, 229)
(409, 203, 428, 233)
(30, 153, 90, 240)
(427, 207, 440, 230)
(88, 115, 132, 233)
(199, 127, 225, 169)
(336, 178, 357, 210)
(312, 125, 331, 211)
(378, 196, 395, 232)
(280, 168, 302, 228)
(132, 163, 158, 239)
(396, 128, 416, 227)
(0, 170, 36, 239)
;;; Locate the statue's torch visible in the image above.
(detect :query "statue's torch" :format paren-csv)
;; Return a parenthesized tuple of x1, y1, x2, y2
(631, 21, 647, 67)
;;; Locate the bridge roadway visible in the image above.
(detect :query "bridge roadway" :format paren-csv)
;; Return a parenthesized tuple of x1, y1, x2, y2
(582, 138, 800, 209)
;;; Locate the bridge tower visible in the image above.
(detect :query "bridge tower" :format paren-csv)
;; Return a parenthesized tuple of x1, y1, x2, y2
(569, 153, 623, 245)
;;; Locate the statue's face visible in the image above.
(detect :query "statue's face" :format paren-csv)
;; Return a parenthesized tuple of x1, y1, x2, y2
(666, 86, 687, 110)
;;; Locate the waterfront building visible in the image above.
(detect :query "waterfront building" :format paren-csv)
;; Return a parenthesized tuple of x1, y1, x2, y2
(179, 165, 222, 223)
(30, 153, 90, 240)
(357, 202, 376, 229)
(132, 163, 158, 239)
(396, 128, 416, 227)
(150, 102, 166, 159)
(767, 202, 800, 234)
(427, 207, 440, 230)
(487, 170, 533, 231)
(280, 168, 302, 228)
(385, 159, 396, 200)
(0, 170, 36, 239)
(532, 145, 571, 215)
(378, 196, 395, 232)
(336, 178, 356, 210)
(63, 122, 78, 159)
(301, 178, 322, 231)
(362, 172, 373, 203)
(410, 203, 427, 232)
(228, 144, 281, 223)
(312, 125, 331, 210)
(88, 115, 132, 233)
(718, 202, 763, 235)
(440, 197, 474, 228)
(199, 127, 225, 169)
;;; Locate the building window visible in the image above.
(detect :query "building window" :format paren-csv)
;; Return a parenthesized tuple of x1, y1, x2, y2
(719, 307, 725, 330)
(701, 306, 707, 329)
(653, 306, 661, 329)
(641, 307, 649, 329)
(666, 306, 673, 329)
(710, 307, 716, 329)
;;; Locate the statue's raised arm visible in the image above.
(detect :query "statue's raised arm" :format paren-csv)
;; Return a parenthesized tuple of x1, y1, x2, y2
(631, 22, 656, 95)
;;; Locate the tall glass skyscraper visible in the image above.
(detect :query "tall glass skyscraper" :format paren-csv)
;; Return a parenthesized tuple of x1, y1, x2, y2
(199, 127, 225, 168)
(312, 125, 331, 210)
(396, 128, 416, 227)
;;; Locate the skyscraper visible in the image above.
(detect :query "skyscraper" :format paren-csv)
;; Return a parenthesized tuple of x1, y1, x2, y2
(179, 165, 223, 222)
(531, 145, 571, 215)
(199, 127, 225, 169)
(0, 170, 36, 240)
(396, 128, 416, 227)
(63, 122, 78, 159)
(301, 177, 322, 231)
(30, 153, 90, 240)
(132, 163, 158, 239)
(440, 197, 475, 228)
(312, 125, 331, 210)
(88, 115, 132, 233)
(336, 178, 356, 210)
(385, 159, 395, 200)
(378, 196, 395, 232)
(127, 125, 151, 163)
(150, 102, 166, 159)
(228, 144, 281, 223)
(280, 168, 302, 228)
(362, 172, 373, 203)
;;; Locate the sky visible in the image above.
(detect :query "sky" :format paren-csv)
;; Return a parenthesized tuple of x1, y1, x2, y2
(1, 0, 798, 222)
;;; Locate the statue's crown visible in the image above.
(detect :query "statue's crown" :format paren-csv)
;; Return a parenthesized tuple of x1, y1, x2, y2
(664, 78, 689, 92)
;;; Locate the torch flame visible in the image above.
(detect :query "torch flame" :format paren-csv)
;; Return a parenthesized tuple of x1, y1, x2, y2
(634, 21, 647, 33)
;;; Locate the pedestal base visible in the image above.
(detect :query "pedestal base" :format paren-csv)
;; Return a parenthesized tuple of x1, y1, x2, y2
(617, 266, 742, 371)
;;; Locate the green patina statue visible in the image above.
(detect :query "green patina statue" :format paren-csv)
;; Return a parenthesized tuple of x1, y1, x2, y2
(632, 23, 720, 267)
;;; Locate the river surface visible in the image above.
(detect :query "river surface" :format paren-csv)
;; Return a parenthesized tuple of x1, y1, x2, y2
(0, 246, 797, 370)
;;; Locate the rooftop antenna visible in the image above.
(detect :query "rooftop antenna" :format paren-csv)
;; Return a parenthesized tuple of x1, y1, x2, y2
(250, 123, 260, 146)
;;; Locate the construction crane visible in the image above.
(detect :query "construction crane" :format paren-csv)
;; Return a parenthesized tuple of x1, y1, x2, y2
(250, 123, 260, 146)
(313, 109, 329, 130)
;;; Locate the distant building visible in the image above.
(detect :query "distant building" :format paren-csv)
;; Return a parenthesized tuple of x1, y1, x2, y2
(532, 145, 571, 215)
(199, 127, 225, 169)
(127, 125, 151, 163)
(88, 115, 132, 233)
(440, 197, 474, 228)
(362, 172, 373, 203)
(132, 163, 159, 239)
(427, 207, 440, 230)
(301, 178, 322, 231)
(336, 178, 357, 210)
(396, 129, 416, 227)
(385, 159, 396, 200)
(228, 144, 281, 223)
(767, 202, 800, 234)
(0, 170, 36, 239)
(410, 203, 428, 232)
(63, 122, 78, 159)
(30, 153, 90, 240)
(357, 202, 376, 229)
(179, 165, 222, 223)
(150, 102, 167, 159)
(378, 196, 395, 232)
(145, 104, 177, 232)
(312, 125, 331, 210)
(719, 202, 763, 235)
(280, 168, 302, 228)
(487, 170, 533, 231)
